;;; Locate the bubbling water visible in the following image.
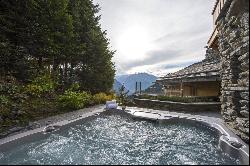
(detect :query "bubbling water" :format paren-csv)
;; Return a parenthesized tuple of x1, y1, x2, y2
(0, 114, 240, 165)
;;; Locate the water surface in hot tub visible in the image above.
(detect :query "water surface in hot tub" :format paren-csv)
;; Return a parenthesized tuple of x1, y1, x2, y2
(0, 113, 240, 165)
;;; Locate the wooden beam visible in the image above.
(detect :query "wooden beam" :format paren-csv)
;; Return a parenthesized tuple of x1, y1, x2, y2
(139, 82, 142, 94)
(161, 76, 221, 84)
(135, 82, 138, 94)
(180, 81, 184, 97)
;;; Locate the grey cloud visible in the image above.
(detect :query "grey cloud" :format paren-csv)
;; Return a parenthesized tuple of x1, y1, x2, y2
(123, 49, 181, 70)
(93, 0, 215, 75)
(153, 23, 210, 44)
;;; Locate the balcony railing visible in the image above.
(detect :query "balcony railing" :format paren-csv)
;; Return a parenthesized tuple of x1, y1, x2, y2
(212, 0, 227, 26)
(208, 0, 228, 48)
(207, 25, 218, 48)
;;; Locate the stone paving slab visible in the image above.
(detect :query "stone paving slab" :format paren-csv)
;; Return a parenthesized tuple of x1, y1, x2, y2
(125, 106, 224, 123)
(32, 105, 105, 127)
(0, 105, 105, 139)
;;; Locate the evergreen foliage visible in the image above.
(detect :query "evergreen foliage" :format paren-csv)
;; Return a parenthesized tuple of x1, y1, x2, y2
(0, 0, 115, 131)
(117, 84, 129, 106)
(0, 0, 115, 92)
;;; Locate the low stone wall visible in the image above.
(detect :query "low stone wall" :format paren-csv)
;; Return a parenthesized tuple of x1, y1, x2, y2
(134, 98, 221, 113)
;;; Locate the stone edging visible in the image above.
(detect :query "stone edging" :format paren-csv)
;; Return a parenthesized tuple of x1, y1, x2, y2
(134, 98, 221, 112)
(0, 105, 105, 139)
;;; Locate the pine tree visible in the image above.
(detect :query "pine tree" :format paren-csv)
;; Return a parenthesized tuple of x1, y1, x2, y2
(0, 0, 115, 93)
(118, 84, 129, 106)
(75, 0, 115, 93)
(0, 0, 34, 81)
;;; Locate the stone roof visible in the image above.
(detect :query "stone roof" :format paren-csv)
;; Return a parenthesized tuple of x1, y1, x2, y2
(159, 48, 221, 83)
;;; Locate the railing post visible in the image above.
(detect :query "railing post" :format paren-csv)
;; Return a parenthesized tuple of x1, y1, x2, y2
(135, 82, 138, 94)
(139, 82, 142, 94)
(181, 81, 184, 97)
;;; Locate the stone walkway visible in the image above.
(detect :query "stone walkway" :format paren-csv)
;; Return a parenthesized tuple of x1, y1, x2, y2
(0, 105, 105, 139)
(125, 106, 224, 123)
(32, 105, 105, 127)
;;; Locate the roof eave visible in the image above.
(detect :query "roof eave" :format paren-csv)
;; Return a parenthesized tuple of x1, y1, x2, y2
(159, 75, 221, 84)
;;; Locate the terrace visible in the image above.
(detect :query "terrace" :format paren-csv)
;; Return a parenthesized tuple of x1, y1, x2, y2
(157, 48, 221, 98)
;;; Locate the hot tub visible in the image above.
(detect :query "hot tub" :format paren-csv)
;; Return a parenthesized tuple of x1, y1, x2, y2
(0, 108, 249, 165)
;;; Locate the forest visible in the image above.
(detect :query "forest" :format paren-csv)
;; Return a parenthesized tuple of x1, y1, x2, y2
(0, 0, 115, 132)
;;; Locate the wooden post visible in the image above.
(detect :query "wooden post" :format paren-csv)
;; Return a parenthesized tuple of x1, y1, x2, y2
(181, 81, 184, 97)
(139, 82, 142, 94)
(135, 82, 138, 94)
(170, 85, 172, 96)
(194, 84, 197, 96)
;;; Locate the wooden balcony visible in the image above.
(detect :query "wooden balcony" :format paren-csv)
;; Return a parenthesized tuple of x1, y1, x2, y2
(212, 0, 227, 26)
(207, 25, 219, 49)
(208, 0, 228, 49)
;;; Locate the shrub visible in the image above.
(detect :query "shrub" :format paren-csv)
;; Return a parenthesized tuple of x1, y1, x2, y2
(24, 84, 43, 97)
(157, 96, 186, 102)
(0, 106, 10, 119)
(24, 73, 56, 97)
(93, 92, 114, 104)
(68, 83, 81, 92)
(0, 79, 27, 104)
(117, 85, 129, 106)
(0, 81, 21, 98)
(0, 95, 10, 106)
(57, 90, 92, 110)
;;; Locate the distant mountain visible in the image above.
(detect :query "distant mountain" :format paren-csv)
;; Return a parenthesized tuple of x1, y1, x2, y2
(115, 73, 158, 95)
(116, 75, 130, 84)
(113, 79, 123, 94)
(143, 82, 164, 95)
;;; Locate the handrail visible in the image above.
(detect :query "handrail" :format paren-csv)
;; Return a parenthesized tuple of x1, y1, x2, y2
(207, 25, 219, 46)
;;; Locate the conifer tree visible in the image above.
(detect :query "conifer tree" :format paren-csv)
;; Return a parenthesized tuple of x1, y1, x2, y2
(0, 0, 115, 93)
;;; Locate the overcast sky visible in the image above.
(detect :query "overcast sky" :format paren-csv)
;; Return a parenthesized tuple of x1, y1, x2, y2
(92, 0, 215, 77)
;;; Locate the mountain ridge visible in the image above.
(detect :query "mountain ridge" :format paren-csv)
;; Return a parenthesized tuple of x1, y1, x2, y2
(114, 73, 158, 95)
